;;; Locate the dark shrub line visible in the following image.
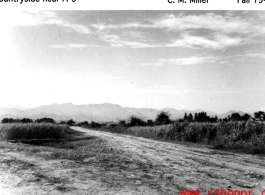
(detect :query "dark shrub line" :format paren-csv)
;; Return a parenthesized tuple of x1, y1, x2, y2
(0, 123, 68, 140)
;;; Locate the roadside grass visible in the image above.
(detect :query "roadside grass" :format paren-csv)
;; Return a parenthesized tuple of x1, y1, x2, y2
(100, 121, 265, 154)
(0, 123, 68, 140)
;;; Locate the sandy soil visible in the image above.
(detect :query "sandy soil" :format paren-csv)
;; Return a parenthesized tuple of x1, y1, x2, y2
(0, 126, 265, 195)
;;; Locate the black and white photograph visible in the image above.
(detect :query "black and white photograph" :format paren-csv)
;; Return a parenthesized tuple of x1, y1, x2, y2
(0, 9, 265, 195)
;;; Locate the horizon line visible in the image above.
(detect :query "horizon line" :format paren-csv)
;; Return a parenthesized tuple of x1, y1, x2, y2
(0, 102, 261, 115)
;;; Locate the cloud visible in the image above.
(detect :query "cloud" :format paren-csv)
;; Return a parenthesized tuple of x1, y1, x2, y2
(99, 32, 242, 50)
(136, 87, 197, 95)
(39, 11, 91, 34)
(224, 52, 265, 61)
(13, 11, 91, 35)
(201, 90, 242, 94)
(93, 12, 265, 36)
(167, 34, 243, 49)
(217, 34, 243, 48)
(153, 85, 175, 90)
(100, 34, 156, 48)
(50, 44, 105, 49)
(122, 31, 147, 40)
(140, 62, 164, 67)
(150, 13, 253, 34)
(50, 44, 88, 49)
(61, 23, 91, 34)
(92, 22, 149, 31)
(150, 85, 240, 95)
(162, 56, 218, 65)
(142, 56, 220, 66)
(92, 12, 265, 49)
(245, 53, 265, 59)
(89, 76, 125, 80)
(167, 35, 218, 49)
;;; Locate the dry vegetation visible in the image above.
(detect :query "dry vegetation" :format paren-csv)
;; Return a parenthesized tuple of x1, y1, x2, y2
(0, 123, 67, 140)
(102, 121, 265, 154)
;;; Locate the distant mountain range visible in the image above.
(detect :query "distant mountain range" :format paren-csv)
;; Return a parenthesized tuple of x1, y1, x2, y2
(0, 103, 252, 122)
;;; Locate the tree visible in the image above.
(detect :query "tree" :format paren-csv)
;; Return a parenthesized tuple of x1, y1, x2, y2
(89, 121, 101, 128)
(1, 118, 15, 123)
(194, 113, 198, 121)
(67, 119, 75, 126)
(230, 113, 241, 121)
(36, 118, 55, 123)
(188, 113, 193, 120)
(196, 112, 211, 122)
(183, 113, 188, 120)
(215, 115, 218, 121)
(118, 120, 126, 126)
(147, 120, 154, 126)
(128, 116, 146, 127)
(241, 113, 251, 121)
(155, 111, 171, 125)
(254, 111, 265, 120)
(77, 121, 89, 126)
(20, 118, 33, 123)
(209, 116, 218, 122)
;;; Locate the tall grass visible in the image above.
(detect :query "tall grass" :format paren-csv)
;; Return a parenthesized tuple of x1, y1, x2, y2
(108, 121, 265, 154)
(0, 123, 67, 140)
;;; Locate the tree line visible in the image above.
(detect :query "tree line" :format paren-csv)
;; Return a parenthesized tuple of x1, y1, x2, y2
(182, 112, 252, 122)
(1, 117, 76, 125)
(1, 111, 262, 127)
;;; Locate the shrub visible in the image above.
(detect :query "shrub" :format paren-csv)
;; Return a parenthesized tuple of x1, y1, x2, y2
(155, 112, 171, 125)
(1, 118, 33, 123)
(67, 119, 75, 126)
(127, 116, 146, 127)
(35, 118, 55, 124)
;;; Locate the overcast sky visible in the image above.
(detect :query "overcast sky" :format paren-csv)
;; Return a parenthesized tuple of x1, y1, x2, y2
(1, 10, 265, 113)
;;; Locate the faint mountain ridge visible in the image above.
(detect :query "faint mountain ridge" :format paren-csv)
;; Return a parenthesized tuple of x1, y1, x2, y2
(0, 103, 254, 122)
(218, 110, 251, 119)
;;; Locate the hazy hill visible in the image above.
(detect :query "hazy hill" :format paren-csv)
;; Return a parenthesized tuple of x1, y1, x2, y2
(0, 103, 251, 122)
(218, 110, 249, 119)
(161, 108, 218, 119)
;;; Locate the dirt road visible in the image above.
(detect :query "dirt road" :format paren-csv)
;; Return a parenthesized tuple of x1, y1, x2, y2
(73, 127, 265, 194)
(0, 127, 265, 195)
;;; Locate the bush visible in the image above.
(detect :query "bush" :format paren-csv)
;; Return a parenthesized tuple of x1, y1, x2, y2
(127, 116, 146, 127)
(106, 122, 118, 128)
(67, 119, 75, 126)
(155, 112, 171, 125)
(35, 118, 55, 124)
(77, 121, 89, 126)
(1, 118, 33, 123)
